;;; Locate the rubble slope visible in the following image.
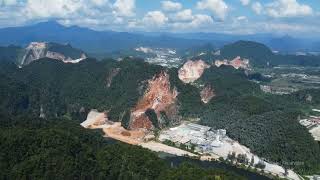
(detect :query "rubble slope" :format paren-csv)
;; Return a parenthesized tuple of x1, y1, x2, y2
(129, 71, 179, 130)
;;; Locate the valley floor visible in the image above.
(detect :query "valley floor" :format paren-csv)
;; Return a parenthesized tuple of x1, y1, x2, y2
(140, 141, 197, 157)
(80, 110, 301, 180)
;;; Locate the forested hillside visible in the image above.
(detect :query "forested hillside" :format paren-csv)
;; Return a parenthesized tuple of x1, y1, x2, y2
(195, 66, 320, 174)
(193, 41, 320, 67)
(0, 58, 164, 123)
(0, 57, 319, 174)
(218, 41, 273, 66)
(231, 41, 320, 67)
(0, 114, 247, 180)
(0, 45, 24, 63)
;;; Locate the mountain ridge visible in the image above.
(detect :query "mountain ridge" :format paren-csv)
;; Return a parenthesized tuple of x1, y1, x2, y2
(0, 21, 207, 55)
(1, 57, 319, 174)
(1, 21, 319, 56)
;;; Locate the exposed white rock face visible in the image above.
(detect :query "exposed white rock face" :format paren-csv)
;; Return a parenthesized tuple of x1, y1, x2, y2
(214, 56, 250, 70)
(178, 60, 210, 83)
(81, 109, 108, 128)
(200, 85, 215, 104)
(20, 42, 87, 66)
(135, 47, 153, 54)
(46, 51, 87, 64)
(39, 105, 46, 119)
(68, 54, 87, 63)
(21, 42, 47, 65)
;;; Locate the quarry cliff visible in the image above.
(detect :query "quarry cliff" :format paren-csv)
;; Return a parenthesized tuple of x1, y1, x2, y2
(178, 60, 210, 83)
(200, 85, 215, 104)
(20, 42, 87, 66)
(214, 56, 250, 70)
(129, 71, 179, 130)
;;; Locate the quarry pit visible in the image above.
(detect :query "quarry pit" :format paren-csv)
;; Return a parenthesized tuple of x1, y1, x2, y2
(81, 109, 300, 180)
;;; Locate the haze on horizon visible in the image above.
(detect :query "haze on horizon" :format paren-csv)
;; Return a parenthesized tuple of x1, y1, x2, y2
(0, 0, 319, 38)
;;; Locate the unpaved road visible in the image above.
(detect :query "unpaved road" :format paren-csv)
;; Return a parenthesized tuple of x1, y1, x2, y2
(139, 141, 197, 157)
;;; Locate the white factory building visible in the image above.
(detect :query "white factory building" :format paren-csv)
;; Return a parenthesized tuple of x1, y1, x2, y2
(159, 123, 227, 153)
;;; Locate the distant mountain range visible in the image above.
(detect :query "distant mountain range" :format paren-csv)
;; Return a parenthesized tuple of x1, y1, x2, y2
(164, 33, 320, 52)
(0, 21, 206, 57)
(0, 21, 319, 57)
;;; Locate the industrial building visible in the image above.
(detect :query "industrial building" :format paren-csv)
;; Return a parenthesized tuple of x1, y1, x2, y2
(159, 123, 227, 154)
(187, 123, 211, 132)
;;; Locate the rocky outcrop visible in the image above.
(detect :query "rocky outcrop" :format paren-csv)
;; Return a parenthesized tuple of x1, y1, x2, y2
(129, 71, 179, 130)
(80, 109, 108, 128)
(21, 42, 46, 65)
(230, 56, 250, 69)
(130, 112, 153, 130)
(178, 60, 210, 83)
(200, 85, 215, 104)
(20, 42, 87, 66)
(215, 56, 250, 70)
(106, 68, 121, 87)
(39, 105, 46, 119)
(214, 59, 228, 67)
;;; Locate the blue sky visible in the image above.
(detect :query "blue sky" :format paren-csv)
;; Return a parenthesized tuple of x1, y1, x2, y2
(0, 0, 319, 37)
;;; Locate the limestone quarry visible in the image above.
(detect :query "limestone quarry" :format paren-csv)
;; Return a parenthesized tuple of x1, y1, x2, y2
(80, 110, 108, 128)
(81, 109, 197, 157)
(129, 71, 179, 130)
(214, 56, 250, 70)
(80, 109, 147, 145)
(178, 57, 250, 85)
(20, 42, 87, 66)
(178, 60, 210, 83)
(78, 60, 300, 180)
(200, 85, 215, 104)
(80, 110, 300, 180)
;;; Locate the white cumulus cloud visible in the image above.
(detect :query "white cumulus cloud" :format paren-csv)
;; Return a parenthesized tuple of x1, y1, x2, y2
(265, 0, 313, 18)
(170, 8, 214, 29)
(190, 14, 213, 27)
(113, 0, 135, 17)
(0, 0, 318, 35)
(91, 0, 109, 6)
(172, 14, 213, 30)
(236, 16, 247, 21)
(196, 0, 228, 20)
(173, 9, 193, 21)
(143, 11, 168, 27)
(25, 0, 82, 18)
(24, 0, 113, 19)
(161, 1, 182, 11)
(251, 2, 262, 15)
(0, 0, 17, 6)
(240, 0, 250, 6)
(18, 0, 137, 30)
